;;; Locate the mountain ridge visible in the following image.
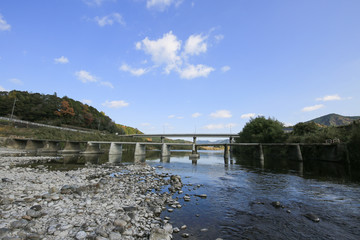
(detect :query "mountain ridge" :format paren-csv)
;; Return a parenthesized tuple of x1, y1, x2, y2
(307, 113, 360, 126)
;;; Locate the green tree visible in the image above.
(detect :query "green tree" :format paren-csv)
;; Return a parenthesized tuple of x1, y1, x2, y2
(237, 116, 286, 143)
(293, 122, 320, 136)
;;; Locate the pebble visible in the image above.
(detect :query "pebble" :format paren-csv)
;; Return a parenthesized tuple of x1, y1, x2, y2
(304, 213, 320, 222)
(75, 231, 87, 239)
(271, 201, 281, 208)
(0, 155, 183, 240)
(181, 233, 190, 238)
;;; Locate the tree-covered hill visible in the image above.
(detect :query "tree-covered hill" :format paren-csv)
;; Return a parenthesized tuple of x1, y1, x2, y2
(308, 113, 360, 126)
(0, 90, 142, 135)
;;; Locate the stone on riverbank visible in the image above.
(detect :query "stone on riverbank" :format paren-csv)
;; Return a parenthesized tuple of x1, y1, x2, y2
(0, 154, 179, 240)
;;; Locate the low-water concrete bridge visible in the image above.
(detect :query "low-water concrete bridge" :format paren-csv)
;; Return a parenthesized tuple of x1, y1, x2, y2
(1, 134, 348, 163)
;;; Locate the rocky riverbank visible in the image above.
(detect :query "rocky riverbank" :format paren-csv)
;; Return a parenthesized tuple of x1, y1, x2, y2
(0, 154, 181, 240)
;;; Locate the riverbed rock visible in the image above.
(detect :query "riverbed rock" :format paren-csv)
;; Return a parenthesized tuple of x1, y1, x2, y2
(149, 227, 172, 240)
(304, 213, 320, 222)
(0, 155, 181, 240)
(271, 201, 281, 208)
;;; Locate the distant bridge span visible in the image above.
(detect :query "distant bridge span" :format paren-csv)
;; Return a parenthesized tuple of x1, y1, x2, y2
(2, 135, 347, 163)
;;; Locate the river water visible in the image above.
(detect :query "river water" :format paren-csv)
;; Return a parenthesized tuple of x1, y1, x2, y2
(23, 150, 360, 240)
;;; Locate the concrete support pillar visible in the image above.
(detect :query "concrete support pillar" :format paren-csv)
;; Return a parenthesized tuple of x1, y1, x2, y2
(161, 156, 170, 163)
(83, 142, 103, 154)
(60, 141, 82, 153)
(7, 139, 27, 149)
(40, 141, 60, 153)
(109, 143, 122, 155)
(224, 158, 229, 165)
(288, 144, 303, 161)
(161, 143, 171, 157)
(25, 140, 44, 152)
(161, 137, 165, 143)
(135, 143, 146, 156)
(109, 154, 122, 163)
(134, 155, 146, 163)
(229, 137, 234, 153)
(224, 144, 230, 159)
(258, 144, 264, 161)
(192, 137, 197, 153)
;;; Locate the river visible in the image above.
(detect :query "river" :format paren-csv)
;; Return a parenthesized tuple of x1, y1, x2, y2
(24, 150, 360, 240)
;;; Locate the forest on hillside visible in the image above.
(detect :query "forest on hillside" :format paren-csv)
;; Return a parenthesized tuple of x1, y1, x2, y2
(0, 90, 142, 135)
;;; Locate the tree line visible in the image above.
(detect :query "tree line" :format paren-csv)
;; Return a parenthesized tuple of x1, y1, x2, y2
(235, 116, 360, 166)
(0, 90, 142, 135)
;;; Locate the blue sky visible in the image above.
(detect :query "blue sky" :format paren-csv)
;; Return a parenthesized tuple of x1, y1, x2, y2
(1, 0, 360, 135)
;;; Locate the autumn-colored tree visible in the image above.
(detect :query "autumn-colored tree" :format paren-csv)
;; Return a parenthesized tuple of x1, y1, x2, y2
(82, 104, 94, 126)
(55, 100, 75, 117)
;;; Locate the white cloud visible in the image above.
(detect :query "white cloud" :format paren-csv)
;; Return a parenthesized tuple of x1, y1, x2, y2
(210, 110, 232, 118)
(82, 99, 92, 105)
(192, 112, 201, 118)
(0, 14, 11, 31)
(221, 66, 230, 72)
(75, 70, 97, 83)
(184, 34, 207, 56)
(94, 13, 125, 27)
(214, 34, 224, 43)
(316, 94, 342, 101)
(0, 85, 8, 91)
(179, 64, 214, 79)
(146, 0, 183, 11)
(203, 123, 236, 130)
(83, 0, 112, 7)
(168, 114, 183, 119)
(241, 113, 256, 119)
(302, 104, 324, 112)
(203, 124, 225, 130)
(100, 81, 114, 88)
(210, 110, 232, 119)
(136, 31, 182, 73)
(8, 78, 23, 85)
(128, 31, 216, 79)
(54, 56, 69, 64)
(120, 64, 147, 76)
(102, 100, 129, 108)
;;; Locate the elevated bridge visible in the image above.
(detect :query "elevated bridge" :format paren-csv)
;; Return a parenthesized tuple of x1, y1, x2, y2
(1, 134, 348, 163)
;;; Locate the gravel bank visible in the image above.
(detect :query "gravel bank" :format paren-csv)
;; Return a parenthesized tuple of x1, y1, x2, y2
(0, 154, 180, 240)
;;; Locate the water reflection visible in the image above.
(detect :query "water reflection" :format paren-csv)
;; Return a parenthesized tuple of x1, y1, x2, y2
(17, 149, 359, 182)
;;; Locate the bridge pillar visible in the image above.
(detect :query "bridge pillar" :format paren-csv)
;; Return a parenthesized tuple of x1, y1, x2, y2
(6, 138, 27, 149)
(288, 144, 303, 161)
(25, 140, 45, 152)
(190, 145, 200, 158)
(161, 156, 170, 163)
(224, 144, 230, 159)
(135, 143, 146, 156)
(192, 136, 197, 152)
(161, 143, 171, 157)
(134, 155, 146, 163)
(109, 143, 122, 155)
(229, 137, 234, 153)
(83, 142, 103, 154)
(40, 141, 60, 153)
(109, 154, 122, 163)
(258, 144, 264, 161)
(60, 141, 82, 153)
